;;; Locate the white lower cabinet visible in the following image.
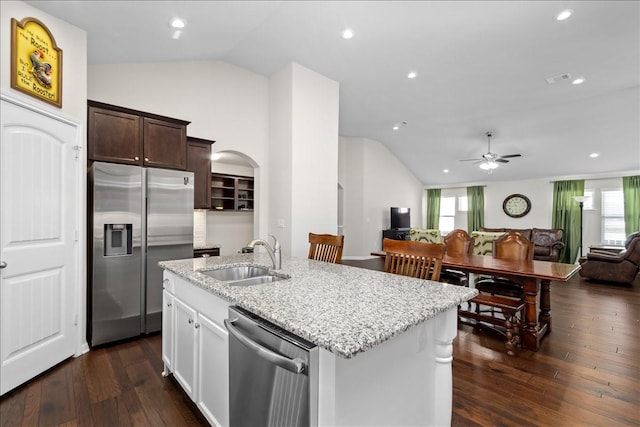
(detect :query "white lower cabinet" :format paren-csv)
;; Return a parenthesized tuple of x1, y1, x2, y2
(173, 297, 198, 399)
(162, 271, 230, 427)
(196, 313, 229, 427)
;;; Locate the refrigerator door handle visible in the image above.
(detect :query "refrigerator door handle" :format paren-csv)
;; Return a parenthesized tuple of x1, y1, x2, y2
(224, 318, 306, 374)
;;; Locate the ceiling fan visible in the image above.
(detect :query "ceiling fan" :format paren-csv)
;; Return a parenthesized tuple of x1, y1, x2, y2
(459, 131, 521, 173)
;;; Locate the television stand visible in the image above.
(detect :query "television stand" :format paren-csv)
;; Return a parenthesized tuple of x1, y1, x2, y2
(382, 228, 410, 247)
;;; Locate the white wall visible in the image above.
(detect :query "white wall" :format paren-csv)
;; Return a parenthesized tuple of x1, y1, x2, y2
(1, 0, 87, 353)
(87, 60, 270, 251)
(484, 179, 554, 228)
(339, 136, 425, 257)
(268, 64, 294, 255)
(269, 63, 339, 258)
(206, 212, 254, 255)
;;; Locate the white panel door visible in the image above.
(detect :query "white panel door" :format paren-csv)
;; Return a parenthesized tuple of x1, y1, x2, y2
(0, 97, 79, 395)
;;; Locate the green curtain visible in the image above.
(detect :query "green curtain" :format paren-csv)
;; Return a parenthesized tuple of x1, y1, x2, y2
(467, 186, 484, 232)
(623, 175, 640, 235)
(552, 180, 584, 263)
(426, 189, 441, 229)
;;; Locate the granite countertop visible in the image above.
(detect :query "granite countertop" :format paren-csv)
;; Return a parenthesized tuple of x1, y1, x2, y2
(160, 253, 478, 359)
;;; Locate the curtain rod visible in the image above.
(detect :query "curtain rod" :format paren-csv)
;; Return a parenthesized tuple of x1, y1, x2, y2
(423, 184, 487, 190)
(549, 170, 640, 183)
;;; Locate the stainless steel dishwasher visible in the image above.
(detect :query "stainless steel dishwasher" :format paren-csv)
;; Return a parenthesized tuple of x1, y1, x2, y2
(224, 306, 318, 427)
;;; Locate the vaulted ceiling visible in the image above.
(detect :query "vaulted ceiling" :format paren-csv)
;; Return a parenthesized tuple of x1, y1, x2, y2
(26, 1, 640, 185)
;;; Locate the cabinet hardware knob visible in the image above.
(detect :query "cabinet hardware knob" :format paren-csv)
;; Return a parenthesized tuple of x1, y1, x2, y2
(195, 323, 200, 329)
(188, 318, 194, 324)
(134, 156, 140, 161)
(144, 157, 149, 162)
(0, 261, 6, 269)
(167, 303, 172, 307)
(163, 278, 170, 288)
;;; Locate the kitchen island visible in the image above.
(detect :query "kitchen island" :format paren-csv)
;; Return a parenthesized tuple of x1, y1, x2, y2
(160, 253, 477, 427)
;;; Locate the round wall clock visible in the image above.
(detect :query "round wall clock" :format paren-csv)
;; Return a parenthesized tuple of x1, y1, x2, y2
(503, 193, 531, 218)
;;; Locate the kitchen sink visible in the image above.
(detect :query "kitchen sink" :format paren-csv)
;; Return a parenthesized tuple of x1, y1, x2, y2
(201, 265, 289, 286)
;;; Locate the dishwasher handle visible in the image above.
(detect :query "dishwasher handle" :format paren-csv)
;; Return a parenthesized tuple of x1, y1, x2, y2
(224, 318, 306, 375)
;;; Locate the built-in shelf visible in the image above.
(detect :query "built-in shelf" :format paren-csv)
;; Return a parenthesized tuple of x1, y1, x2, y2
(211, 173, 254, 211)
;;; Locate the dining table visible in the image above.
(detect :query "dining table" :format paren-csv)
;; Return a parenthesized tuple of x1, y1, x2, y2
(371, 251, 581, 351)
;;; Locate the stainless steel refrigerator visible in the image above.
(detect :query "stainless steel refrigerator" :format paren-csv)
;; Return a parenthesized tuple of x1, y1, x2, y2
(89, 162, 193, 347)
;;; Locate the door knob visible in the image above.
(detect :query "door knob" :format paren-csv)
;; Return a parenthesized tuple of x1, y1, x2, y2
(0, 261, 6, 269)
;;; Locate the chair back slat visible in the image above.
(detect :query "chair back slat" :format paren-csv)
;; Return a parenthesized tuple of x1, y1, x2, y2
(383, 238, 445, 281)
(308, 233, 344, 264)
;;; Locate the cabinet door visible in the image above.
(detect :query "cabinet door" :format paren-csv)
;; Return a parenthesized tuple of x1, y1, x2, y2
(88, 105, 143, 165)
(197, 313, 229, 427)
(174, 298, 198, 400)
(162, 290, 175, 374)
(187, 141, 212, 209)
(143, 118, 187, 170)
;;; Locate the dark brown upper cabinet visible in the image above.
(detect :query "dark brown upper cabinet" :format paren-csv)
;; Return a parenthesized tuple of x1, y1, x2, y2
(88, 100, 190, 170)
(187, 137, 215, 209)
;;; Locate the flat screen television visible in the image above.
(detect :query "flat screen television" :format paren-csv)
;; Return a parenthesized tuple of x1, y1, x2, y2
(390, 207, 410, 229)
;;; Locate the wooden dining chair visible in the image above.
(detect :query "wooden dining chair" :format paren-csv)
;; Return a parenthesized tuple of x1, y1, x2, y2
(459, 231, 532, 355)
(440, 229, 474, 286)
(382, 238, 445, 281)
(308, 233, 344, 264)
(475, 231, 534, 298)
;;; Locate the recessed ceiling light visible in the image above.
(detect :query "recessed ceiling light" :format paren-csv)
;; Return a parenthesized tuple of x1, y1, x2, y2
(171, 18, 185, 29)
(556, 9, 573, 21)
(342, 28, 354, 39)
(443, 169, 449, 173)
(407, 71, 417, 79)
(589, 153, 599, 158)
(392, 125, 400, 131)
(572, 77, 586, 85)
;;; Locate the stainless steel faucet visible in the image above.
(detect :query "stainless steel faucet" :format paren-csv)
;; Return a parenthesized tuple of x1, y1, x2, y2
(247, 235, 281, 270)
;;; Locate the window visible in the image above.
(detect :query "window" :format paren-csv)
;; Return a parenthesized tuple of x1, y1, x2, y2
(601, 189, 625, 245)
(439, 196, 456, 234)
(458, 196, 468, 212)
(583, 190, 594, 210)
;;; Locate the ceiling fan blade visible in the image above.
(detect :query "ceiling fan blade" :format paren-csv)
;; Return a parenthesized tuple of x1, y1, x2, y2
(499, 154, 521, 159)
(495, 158, 509, 163)
(459, 158, 481, 162)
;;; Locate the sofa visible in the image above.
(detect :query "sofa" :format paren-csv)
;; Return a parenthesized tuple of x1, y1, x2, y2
(409, 228, 442, 244)
(578, 232, 640, 284)
(408, 227, 564, 262)
(475, 227, 565, 262)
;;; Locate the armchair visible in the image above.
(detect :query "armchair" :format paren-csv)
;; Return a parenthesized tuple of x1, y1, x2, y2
(531, 228, 564, 262)
(579, 232, 640, 284)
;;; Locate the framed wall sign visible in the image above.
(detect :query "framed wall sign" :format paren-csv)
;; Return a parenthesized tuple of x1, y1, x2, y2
(11, 17, 63, 108)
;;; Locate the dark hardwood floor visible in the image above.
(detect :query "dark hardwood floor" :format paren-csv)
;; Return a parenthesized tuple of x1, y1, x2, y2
(2, 259, 638, 426)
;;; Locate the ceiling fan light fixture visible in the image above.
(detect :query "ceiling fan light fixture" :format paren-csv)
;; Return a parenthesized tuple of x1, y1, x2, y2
(479, 161, 499, 171)
(171, 18, 185, 29)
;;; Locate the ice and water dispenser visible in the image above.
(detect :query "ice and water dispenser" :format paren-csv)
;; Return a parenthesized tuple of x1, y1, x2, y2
(104, 224, 133, 256)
